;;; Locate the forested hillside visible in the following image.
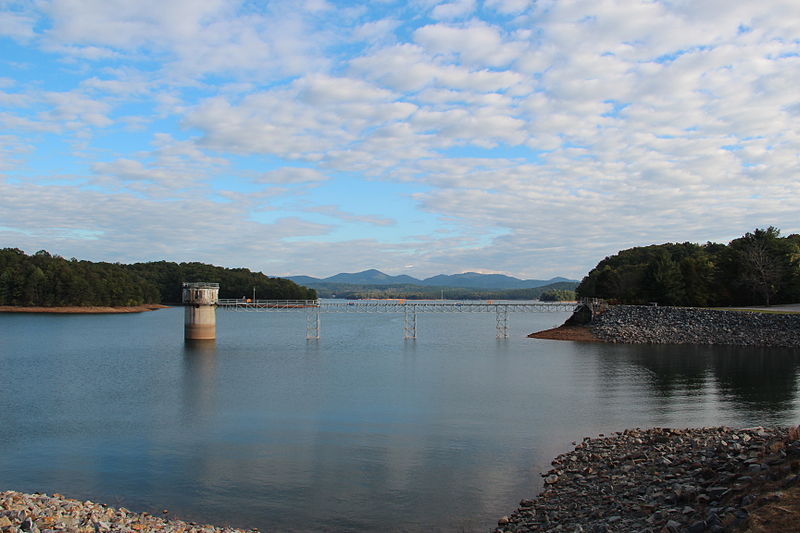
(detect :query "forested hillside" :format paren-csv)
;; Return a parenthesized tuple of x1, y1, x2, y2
(0, 249, 316, 307)
(126, 260, 317, 302)
(577, 227, 800, 306)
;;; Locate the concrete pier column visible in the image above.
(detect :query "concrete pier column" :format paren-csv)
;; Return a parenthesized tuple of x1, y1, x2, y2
(182, 282, 219, 340)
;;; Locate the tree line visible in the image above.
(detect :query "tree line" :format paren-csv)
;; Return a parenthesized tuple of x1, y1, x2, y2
(0, 248, 316, 307)
(307, 280, 578, 300)
(576, 227, 800, 306)
(539, 289, 577, 302)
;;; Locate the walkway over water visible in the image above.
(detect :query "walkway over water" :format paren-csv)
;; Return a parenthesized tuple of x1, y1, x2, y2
(216, 299, 580, 339)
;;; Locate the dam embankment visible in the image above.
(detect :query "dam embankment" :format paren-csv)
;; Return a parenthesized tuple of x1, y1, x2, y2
(588, 305, 800, 348)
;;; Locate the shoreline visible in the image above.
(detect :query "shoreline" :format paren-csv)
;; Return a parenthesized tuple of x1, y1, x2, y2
(527, 324, 603, 342)
(0, 304, 170, 314)
(530, 305, 800, 347)
(495, 426, 800, 533)
(5, 426, 799, 533)
(0, 490, 255, 532)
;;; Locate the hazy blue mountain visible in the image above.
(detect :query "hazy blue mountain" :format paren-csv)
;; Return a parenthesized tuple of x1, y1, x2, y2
(287, 269, 576, 290)
(324, 269, 420, 285)
(421, 272, 570, 289)
(286, 275, 324, 286)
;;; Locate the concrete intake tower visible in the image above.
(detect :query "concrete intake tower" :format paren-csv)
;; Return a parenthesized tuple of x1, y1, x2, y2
(182, 282, 219, 340)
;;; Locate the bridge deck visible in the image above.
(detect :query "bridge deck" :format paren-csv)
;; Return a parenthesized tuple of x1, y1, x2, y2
(215, 299, 577, 313)
(214, 299, 579, 339)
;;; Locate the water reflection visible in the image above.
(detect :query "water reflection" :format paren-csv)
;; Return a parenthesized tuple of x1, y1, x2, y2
(631, 345, 711, 395)
(182, 340, 217, 424)
(3, 309, 800, 533)
(596, 343, 800, 425)
(712, 346, 800, 413)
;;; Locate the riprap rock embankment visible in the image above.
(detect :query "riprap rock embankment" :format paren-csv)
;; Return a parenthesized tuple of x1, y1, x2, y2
(495, 426, 800, 533)
(590, 306, 800, 348)
(0, 491, 255, 533)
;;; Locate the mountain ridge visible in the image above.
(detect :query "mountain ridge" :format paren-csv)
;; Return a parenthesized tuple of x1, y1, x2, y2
(288, 269, 576, 290)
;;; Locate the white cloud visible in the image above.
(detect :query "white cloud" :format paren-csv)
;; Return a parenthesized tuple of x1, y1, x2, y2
(484, 0, 532, 15)
(184, 94, 335, 158)
(297, 74, 398, 105)
(0, 179, 334, 265)
(0, 134, 32, 170)
(2, 0, 800, 279)
(350, 44, 524, 92)
(257, 167, 330, 184)
(0, 6, 36, 41)
(90, 133, 227, 195)
(80, 69, 152, 96)
(184, 74, 420, 162)
(0, 112, 61, 133)
(307, 205, 395, 227)
(412, 107, 526, 147)
(42, 91, 113, 128)
(352, 17, 401, 44)
(431, 0, 475, 20)
(37, 0, 337, 80)
(413, 21, 525, 67)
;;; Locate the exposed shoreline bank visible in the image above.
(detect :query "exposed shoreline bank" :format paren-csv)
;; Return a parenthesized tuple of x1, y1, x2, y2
(0, 304, 169, 314)
(527, 324, 602, 342)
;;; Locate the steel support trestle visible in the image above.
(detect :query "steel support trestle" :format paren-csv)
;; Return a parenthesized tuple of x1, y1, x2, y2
(496, 305, 508, 339)
(403, 307, 417, 339)
(306, 308, 320, 340)
(215, 299, 590, 340)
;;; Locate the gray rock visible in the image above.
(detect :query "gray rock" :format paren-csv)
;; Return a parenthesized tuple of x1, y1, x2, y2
(589, 305, 800, 348)
(687, 521, 705, 533)
(0, 490, 259, 533)
(494, 426, 798, 533)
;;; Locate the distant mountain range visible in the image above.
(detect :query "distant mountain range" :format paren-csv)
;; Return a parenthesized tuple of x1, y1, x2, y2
(288, 269, 577, 290)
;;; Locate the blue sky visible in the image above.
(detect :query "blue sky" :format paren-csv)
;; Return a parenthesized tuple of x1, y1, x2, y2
(1, 0, 799, 279)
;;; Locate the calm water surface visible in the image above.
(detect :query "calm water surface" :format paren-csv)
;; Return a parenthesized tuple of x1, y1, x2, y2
(1, 305, 800, 532)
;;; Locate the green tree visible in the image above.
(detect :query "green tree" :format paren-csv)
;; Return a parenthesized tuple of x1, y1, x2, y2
(644, 251, 685, 305)
(578, 228, 800, 307)
(724, 227, 787, 305)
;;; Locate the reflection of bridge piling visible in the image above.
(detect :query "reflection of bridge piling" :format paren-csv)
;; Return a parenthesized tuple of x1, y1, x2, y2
(182, 282, 219, 340)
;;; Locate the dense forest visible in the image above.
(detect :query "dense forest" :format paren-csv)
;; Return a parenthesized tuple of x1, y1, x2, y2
(0, 248, 316, 307)
(577, 227, 800, 306)
(539, 289, 577, 302)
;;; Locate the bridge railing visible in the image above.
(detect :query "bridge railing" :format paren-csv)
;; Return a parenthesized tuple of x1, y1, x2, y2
(216, 299, 577, 313)
(217, 299, 320, 308)
(214, 298, 580, 339)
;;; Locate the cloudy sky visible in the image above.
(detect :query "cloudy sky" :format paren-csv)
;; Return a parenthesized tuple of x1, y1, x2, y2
(1, 0, 798, 280)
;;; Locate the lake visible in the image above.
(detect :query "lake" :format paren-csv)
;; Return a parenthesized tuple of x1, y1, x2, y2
(1, 305, 799, 532)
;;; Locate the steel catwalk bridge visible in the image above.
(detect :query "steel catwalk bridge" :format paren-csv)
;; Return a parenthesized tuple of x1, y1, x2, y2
(215, 299, 580, 339)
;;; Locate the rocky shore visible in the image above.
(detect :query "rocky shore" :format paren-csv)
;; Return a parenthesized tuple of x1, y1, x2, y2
(590, 306, 800, 348)
(530, 305, 800, 348)
(495, 426, 800, 533)
(4, 427, 800, 533)
(0, 491, 256, 533)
